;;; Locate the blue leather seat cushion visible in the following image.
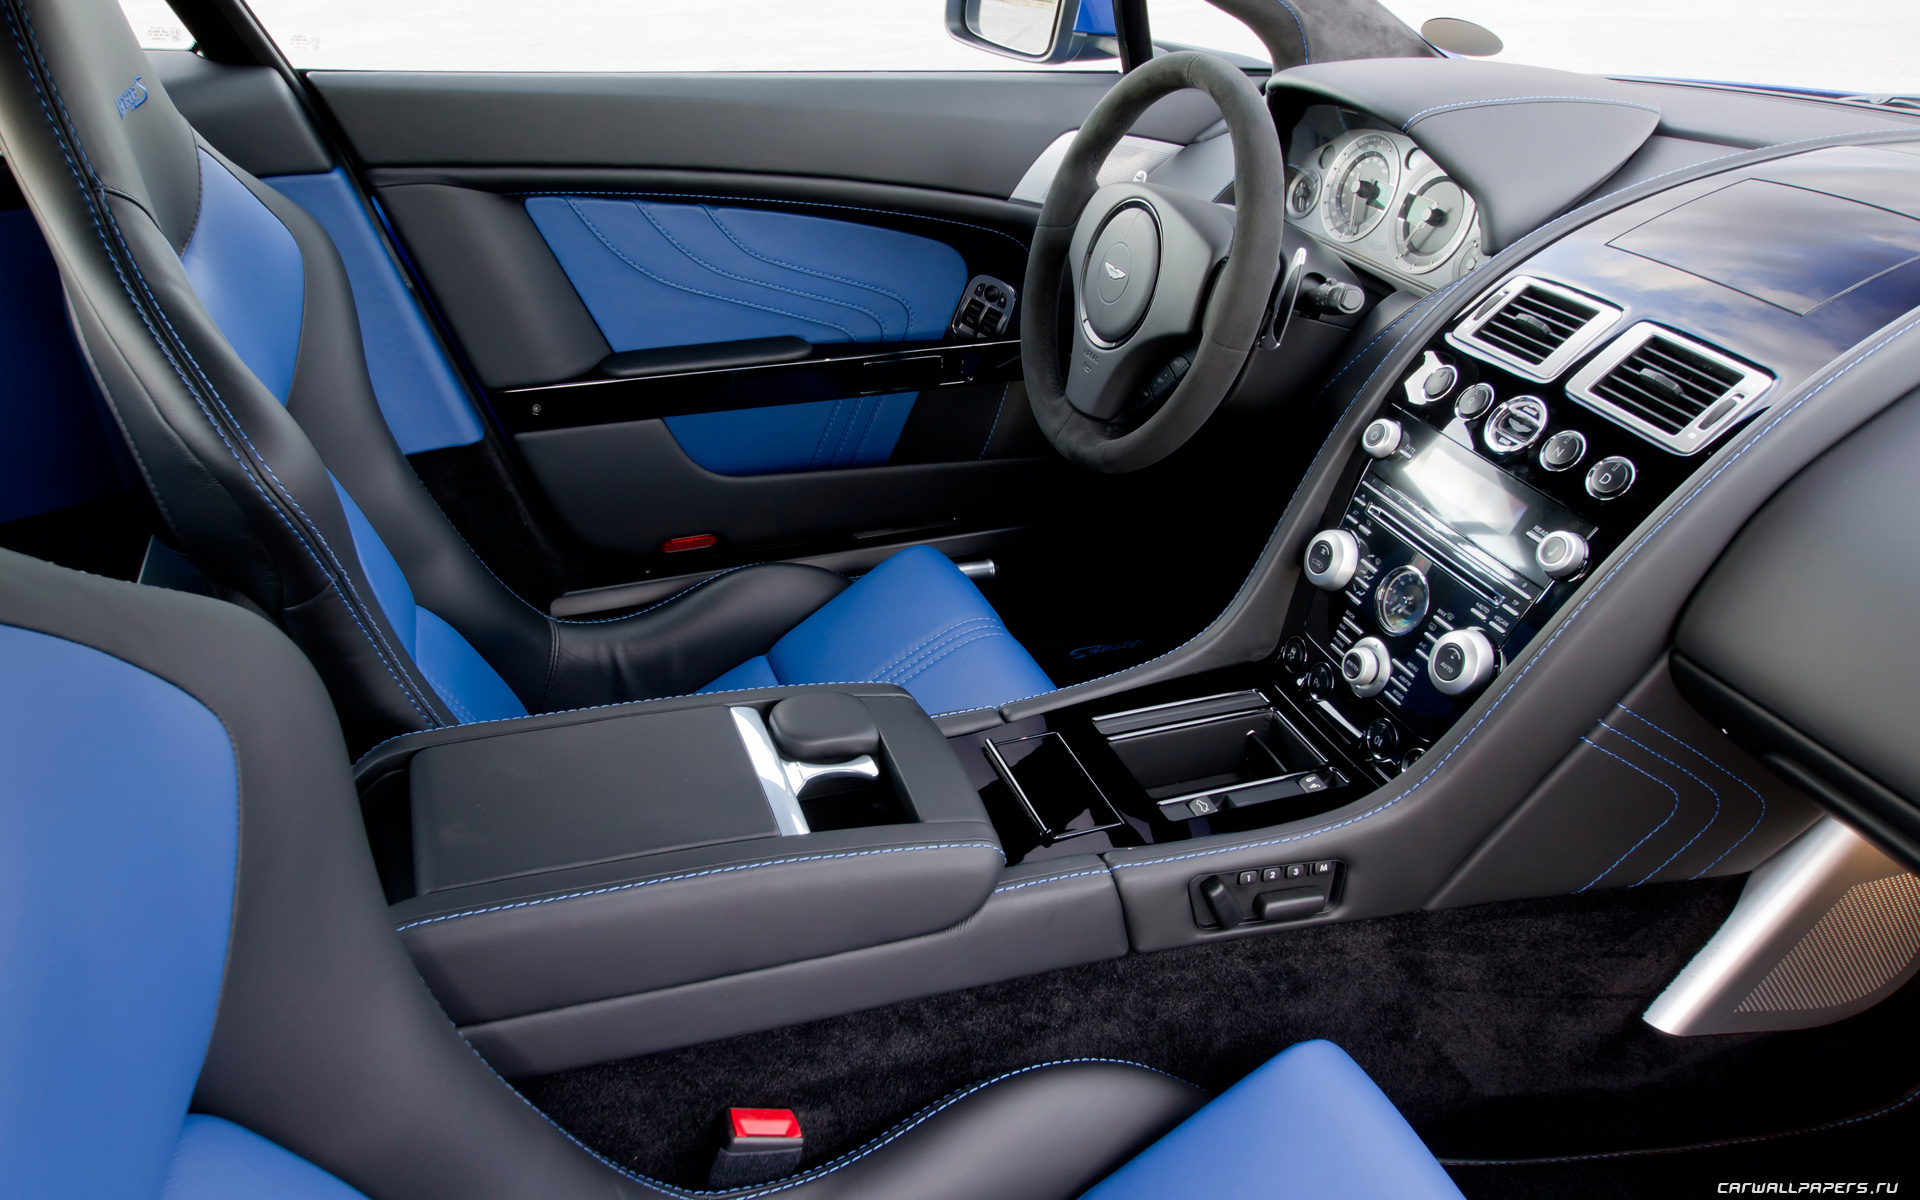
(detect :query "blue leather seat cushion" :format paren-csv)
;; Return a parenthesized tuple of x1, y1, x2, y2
(699, 545, 1054, 715)
(164, 1116, 370, 1200)
(1079, 1041, 1464, 1200)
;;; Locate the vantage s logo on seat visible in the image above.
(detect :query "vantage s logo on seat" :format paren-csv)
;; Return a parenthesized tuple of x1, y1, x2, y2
(115, 76, 147, 118)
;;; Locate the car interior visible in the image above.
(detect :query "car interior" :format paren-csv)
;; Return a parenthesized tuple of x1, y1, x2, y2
(6, 0, 1920, 1194)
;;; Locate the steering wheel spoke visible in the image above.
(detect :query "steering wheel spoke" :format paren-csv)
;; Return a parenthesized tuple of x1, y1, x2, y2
(1064, 182, 1237, 423)
(1021, 51, 1283, 473)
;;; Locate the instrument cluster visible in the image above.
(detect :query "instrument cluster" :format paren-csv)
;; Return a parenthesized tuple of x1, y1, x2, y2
(1286, 125, 1485, 290)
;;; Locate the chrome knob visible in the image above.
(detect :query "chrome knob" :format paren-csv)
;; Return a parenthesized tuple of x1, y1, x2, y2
(1342, 637, 1392, 699)
(1428, 628, 1496, 697)
(1303, 529, 1360, 591)
(1536, 530, 1590, 580)
(1361, 418, 1403, 459)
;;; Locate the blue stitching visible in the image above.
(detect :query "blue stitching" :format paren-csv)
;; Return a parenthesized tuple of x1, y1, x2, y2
(1402, 96, 1661, 132)
(892, 628, 1011, 686)
(705, 206, 916, 331)
(829, 394, 873, 464)
(979, 382, 1009, 459)
(1113, 307, 1920, 870)
(993, 867, 1111, 893)
(1273, 0, 1311, 63)
(1615, 704, 1768, 875)
(635, 201, 891, 337)
(875, 618, 1003, 682)
(0, 3, 441, 727)
(521, 190, 1030, 254)
(1595, 723, 1720, 883)
(395, 841, 1003, 931)
(565, 198, 856, 340)
(1575, 737, 1680, 891)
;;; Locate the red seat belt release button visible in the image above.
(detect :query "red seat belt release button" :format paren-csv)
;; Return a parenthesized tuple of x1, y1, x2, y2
(729, 1108, 802, 1144)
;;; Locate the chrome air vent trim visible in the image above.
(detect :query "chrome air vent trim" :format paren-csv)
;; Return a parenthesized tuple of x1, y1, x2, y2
(1567, 322, 1777, 456)
(1445, 275, 1624, 383)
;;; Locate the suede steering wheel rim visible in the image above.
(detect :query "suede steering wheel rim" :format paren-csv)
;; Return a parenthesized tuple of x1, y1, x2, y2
(1021, 52, 1285, 474)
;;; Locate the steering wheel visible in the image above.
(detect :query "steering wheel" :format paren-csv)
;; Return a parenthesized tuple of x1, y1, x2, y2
(1021, 52, 1284, 473)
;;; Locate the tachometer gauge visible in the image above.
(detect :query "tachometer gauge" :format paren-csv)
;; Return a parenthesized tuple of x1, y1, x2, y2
(1322, 134, 1398, 243)
(1395, 175, 1475, 274)
(1287, 168, 1320, 218)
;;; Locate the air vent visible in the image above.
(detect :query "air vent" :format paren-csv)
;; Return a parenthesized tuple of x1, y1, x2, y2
(1446, 276, 1624, 382)
(1567, 323, 1776, 456)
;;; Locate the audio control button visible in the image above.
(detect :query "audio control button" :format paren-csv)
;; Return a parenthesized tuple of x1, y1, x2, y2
(1361, 418, 1403, 458)
(1429, 628, 1496, 696)
(1303, 529, 1360, 591)
(1586, 456, 1636, 499)
(1536, 530, 1590, 580)
(1539, 429, 1587, 472)
(1342, 637, 1392, 699)
(1422, 364, 1458, 399)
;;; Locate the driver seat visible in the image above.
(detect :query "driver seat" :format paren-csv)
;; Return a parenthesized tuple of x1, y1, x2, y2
(0, 0, 1052, 753)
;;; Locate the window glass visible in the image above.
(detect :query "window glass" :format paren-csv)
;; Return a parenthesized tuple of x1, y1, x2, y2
(119, 0, 191, 50)
(1376, 1, 1920, 97)
(224, 0, 1121, 72)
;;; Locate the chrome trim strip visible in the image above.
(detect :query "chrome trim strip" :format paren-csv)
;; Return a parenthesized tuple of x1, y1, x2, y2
(730, 707, 812, 837)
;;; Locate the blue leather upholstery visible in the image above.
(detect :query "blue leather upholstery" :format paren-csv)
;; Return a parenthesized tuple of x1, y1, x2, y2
(266, 170, 484, 454)
(330, 479, 527, 724)
(0, 624, 238, 1197)
(0, 206, 126, 522)
(1079, 1041, 1465, 1200)
(179, 150, 304, 403)
(164, 1117, 370, 1200)
(527, 197, 966, 475)
(665, 391, 917, 475)
(701, 546, 1055, 715)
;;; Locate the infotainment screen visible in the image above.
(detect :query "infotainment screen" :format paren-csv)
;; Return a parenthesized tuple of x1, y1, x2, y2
(1370, 431, 1590, 590)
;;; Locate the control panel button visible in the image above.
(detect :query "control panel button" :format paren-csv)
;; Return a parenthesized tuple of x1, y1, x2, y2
(1341, 637, 1392, 699)
(1483, 396, 1549, 456)
(1536, 530, 1590, 580)
(1402, 351, 1452, 407)
(1307, 662, 1336, 697)
(1539, 429, 1587, 472)
(1454, 382, 1494, 420)
(1364, 717, 1400, 760)
(1422, 364, 1458, 400)
(1428, 628, 1497, 696)
(1361, 418, 1403, 458)
(1280, 636, 1312, 672)
(1586, 455, 1636, 499)
(1303, 529, 1360, 591)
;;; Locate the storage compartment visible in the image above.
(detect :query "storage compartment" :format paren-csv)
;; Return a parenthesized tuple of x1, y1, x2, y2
(1095, 692, 1339, 822)
(984, 731, 1123, 847)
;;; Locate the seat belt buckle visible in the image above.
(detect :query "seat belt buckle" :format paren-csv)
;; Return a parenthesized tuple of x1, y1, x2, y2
(707, 1108, 804, 1188)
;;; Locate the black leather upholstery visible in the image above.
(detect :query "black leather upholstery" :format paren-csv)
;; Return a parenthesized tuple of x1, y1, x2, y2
(0, 0, 863, 751)
(0, 544, 1205, 1199)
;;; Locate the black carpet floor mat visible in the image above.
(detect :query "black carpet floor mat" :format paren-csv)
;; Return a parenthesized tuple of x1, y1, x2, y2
(514, 879, 1920, 1190)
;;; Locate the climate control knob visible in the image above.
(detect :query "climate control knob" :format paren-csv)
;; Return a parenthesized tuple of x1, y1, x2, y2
(1303, 529, 1360, 591)
(1536, 530, 1590, 580)
(1361, 418, 1403, 458)
(1342, 637, 1393, 698)
(1428, 628, 1497, 697)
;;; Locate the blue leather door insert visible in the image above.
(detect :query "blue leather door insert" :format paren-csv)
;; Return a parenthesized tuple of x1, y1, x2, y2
(526, 197, 968, 475)
(267, 170, 484, 454)
(0, 208, 126, 522)
(179, 150, 304, 403)
(1, 625, 238, 1199)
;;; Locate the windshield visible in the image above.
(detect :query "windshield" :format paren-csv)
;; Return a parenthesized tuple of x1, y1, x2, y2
(1377, 0, 1920, 98)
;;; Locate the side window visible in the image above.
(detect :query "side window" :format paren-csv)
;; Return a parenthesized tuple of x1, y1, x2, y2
(118, 0, 190, 50)
(179, 0, 1121, 72)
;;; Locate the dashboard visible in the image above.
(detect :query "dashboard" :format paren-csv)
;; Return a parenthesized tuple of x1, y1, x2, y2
(1285, 114, 1486, 292)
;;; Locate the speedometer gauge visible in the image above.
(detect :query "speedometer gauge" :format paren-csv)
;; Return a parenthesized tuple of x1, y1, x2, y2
(1395, 175, 1475, 274)
(1322, 134, 1398, 243)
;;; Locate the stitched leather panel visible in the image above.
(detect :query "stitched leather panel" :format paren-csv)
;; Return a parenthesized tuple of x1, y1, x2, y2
(664, 391, 917, 475)
(180, 149, 304, 402)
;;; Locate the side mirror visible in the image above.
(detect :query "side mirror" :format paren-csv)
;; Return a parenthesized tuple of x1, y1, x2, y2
(945, 0, 1116, 65)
